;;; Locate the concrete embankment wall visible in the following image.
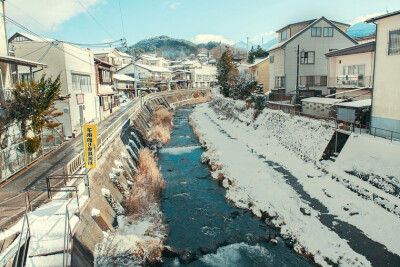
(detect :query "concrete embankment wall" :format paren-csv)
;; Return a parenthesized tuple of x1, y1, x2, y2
(72, 89, 213, 266)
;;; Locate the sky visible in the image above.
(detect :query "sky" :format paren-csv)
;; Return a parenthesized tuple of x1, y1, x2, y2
(4, 0, 400, 47)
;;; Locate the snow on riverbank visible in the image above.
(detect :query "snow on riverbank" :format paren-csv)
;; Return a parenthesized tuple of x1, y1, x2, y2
(190, 97, 400, 266)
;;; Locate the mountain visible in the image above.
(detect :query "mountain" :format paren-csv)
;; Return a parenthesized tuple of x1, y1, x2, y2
(234, 41, 248, 49)
(347, 22, 376, 38)
(262, 38, 278, 50)
(131, 36, 198, 59)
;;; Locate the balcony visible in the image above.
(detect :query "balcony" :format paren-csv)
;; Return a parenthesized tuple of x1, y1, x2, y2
(329, 75, 373, 88)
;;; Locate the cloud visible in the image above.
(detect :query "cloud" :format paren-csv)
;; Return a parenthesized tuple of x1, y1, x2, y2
(351, 12, 386, 25)
(163, 1, 181, 9)
(5, 0, 103, 33)
(192, 34, 235, 45)
(250, 31, 276, 44)
(101, 38, 113, 44)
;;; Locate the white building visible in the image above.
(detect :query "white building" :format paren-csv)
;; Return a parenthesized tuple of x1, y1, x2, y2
(137, 55, 169, 68)
(366, 11, 400, 138)
(267, 17, 357, 96)
(14, 41, 98, 138)
(190, 65, 217, 88)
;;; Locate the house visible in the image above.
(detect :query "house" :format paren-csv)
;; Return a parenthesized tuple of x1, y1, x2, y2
(172, 70, 192, 89)
(238, 57, 270, 93)
(94, 58, 119, 121)
(325, 41, 375, 100)
(13, 40, 98, 138)
(91, 47, 132, 70)
(267, 17, 357, 98)
(366, 11, 400, 138)
(301, 97, 341, 117)
(114, 73, 135, 98)
(190, 65, 217, 88)
(138, 55, 169, 68)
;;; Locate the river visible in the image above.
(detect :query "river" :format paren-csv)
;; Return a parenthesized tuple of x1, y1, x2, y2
(158, 106, 312, 266)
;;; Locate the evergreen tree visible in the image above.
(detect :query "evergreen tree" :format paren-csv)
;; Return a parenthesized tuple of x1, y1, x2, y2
(216, 48, 238, 97)
(247, 46, 255, 63)
(8, 75, 67, 152)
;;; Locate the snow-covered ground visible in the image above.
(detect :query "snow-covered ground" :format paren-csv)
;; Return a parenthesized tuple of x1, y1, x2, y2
(189, 96, 400, 266)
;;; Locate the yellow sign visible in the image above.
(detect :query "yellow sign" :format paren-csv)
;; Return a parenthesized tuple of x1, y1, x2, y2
(83, 124, 97, 169)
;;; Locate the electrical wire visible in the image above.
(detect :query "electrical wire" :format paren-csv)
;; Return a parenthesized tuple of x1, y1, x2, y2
(75, 0, 114, 40)
(118, 0, 126, 39)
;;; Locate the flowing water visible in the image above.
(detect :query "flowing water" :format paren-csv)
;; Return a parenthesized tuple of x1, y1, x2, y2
(158, 106, 313, 267)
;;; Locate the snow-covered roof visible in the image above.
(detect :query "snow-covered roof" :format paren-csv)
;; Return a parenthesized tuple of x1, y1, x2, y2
(9, 32, 55, 43)
(114, 73, 136, 82)
(91, 47, 131, 58)
(301, 97, 342, 105)
(136, 63, 172, 73)
(249, 57, 269, 67)
(335, 99, 371, 108)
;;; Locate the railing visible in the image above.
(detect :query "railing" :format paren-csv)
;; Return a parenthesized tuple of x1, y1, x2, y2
(328, 75, 373, 88)
(0, 192, 34, 267)
(63, 198, 74, 267)
(290, 110, 400, 142)
(0, 125, 65, 184)
(13, 212, 30, 267)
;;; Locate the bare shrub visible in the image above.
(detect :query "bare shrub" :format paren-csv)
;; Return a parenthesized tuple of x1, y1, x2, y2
(124, 148, 165, 216)
(149, 125, 171, 145)
(152, 105, 172, 128)
(147, 105, 173, 145)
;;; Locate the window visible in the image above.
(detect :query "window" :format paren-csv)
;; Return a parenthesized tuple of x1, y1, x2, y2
(102, 96, 110, 111)
(343, 65, 365, 75)
(72, 74, 91, 93)
(281, 30, 287, 41)
(300, 51, 315, 64)
(274, 76, 285, 88)
(388, 29, 400, 55)
(270, 55, 274, 63)
(300, 76, 327, 86)
(101, 70, 112, 84)
(324, 27, 333, 37)
(311, 27, 322, 37)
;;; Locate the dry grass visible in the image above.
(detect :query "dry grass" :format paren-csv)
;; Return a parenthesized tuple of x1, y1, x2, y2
(124, 148, 165, 216)
(149, 125, 171, 145)
(147, 105, 173, 145)
(152, 106, 172, 128)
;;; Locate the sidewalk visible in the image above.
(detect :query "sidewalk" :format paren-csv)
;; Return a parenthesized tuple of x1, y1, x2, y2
(0, 100, 138, 204)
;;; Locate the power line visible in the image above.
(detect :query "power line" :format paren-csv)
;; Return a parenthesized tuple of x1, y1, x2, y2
(118, 0, 126, 40)
(4, 15, 95, 66)
(75, 0, 114, 40)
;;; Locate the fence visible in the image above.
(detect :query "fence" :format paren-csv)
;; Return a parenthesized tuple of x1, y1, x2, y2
(268, 102, 301, 114)
(0, 125, 64, 183)
(290, 110, 400, 142)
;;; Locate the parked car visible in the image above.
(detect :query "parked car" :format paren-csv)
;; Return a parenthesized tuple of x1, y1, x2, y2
(119, 95, 128, 103)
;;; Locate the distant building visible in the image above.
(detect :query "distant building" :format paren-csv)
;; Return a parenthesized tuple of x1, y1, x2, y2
(91, 47, 132, 70)
(190, 65, 217, 88)
(267, 17, 357, 97)
(14, 40, 98, 137)
(325, 41, 375, 100)
(138, 55, 169, 68)
(366, 11, 400, 138)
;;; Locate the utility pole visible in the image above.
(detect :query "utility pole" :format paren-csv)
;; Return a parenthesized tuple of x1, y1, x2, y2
(296, 44, 300, 104)
(219, 40, 222, 57)
(262, 37, 264, 48)
(246, 35, 249, 59)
